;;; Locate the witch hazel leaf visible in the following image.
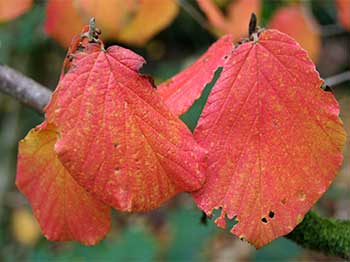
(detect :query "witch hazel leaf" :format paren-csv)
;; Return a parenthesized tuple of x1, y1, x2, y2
(76, 0, 136, 40)
(75, 0, 178, 46)
(268, 4, 321, 62)
(117, 0, 179, 46)
(193, 29, 346, 248)
(16, 123, 111, 245)
(336, 0, 350, 31)
(197, 0, 261, 41)
(45, 43, 207, 212)
(44, 0, 86, 47)
(158, 35, 234, 117)
(0, 0, 32, 22)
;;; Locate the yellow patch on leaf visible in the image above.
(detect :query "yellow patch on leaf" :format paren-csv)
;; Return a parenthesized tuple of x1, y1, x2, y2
(16, 123, 111, 245)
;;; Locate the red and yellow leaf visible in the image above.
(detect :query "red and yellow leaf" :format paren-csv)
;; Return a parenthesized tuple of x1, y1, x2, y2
(193, 29, 346, 247)
(336, 0, 350, 31)
(158, 35, 233, 116)
(45, 43, 207, 212)
(16, 123, 111, 245)
(197, 0, 261, 41)
(44, 0, 86, 47)
(268, 4, 321, 62)
(0, 0, 32, 22)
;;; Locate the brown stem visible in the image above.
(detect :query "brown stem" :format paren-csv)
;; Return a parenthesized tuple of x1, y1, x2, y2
(0, 65, 51, 113)
(248, 13, 257, 38)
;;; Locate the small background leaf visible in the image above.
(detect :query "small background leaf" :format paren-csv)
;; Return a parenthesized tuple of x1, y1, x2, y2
(197, 0, 261, 41)
(335, 0, 350, 30)
(0, 0, 32, 22)
(268, 4, 321, 62)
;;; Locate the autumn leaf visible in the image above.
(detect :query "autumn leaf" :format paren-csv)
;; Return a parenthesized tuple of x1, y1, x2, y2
(45, 43, 207, 212)
(12, 208, 40, 246)
(197, 0, 261, 41)
(336, 0, 350, 31)
(158, 35, 233, 116)
(192, 29, 346, 248)
(44, 0, 86, 47)
(16, 123, 111, 245)
(0, 0, 32, 22)
(117, 0, 179, 46)
(268, 4, 321, 62)
(75, 0, 137, 40)
(45, 0, 178, 47)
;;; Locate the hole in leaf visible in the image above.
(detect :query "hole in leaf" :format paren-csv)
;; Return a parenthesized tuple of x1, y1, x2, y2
(261, 217, 268, 224)
(113, 143, 119, 148)
(268, 211, 275, 218)
(224, 55, 228, 59)
(296, 190, 306, 201)
(210, 207, 238, 231)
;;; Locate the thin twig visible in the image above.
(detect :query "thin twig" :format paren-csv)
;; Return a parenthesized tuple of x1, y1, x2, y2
(324, 71, 350, 86)
(321, 24, 347, 38)
(176, 0, 212, 32)
(0, 65, 51, 113)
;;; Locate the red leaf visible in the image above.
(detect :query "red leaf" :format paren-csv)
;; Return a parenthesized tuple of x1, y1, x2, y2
(336, 0, 350, 31)
(193, 29, 346, 247)
(45, 43, 207, 212)
(0, 0, 32, 22)
(44, 0, 86, 47)
(268, 4, 321, 62)
(16, 123, 111, 245)
(158, 35, 233, 116)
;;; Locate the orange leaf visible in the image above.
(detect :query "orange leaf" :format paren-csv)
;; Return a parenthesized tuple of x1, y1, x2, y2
(75, 0, 137, 40)
(45, 43, 207, 212)
(75, 0, 178, 46)
(268, 4, 321, 62)
(0, 0, 32, 22)
(44, 0, 86, 47)
(193, 29, 346, 248)
(118, 0, 179, 46)
(336, 0, 350, 30)
(197, 0, 261, 41)
(158, 35, 234, 116)
(16, 123, 111, 245)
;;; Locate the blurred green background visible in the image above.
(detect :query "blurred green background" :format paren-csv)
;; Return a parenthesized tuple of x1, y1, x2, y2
(0, 0, 349, 261)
